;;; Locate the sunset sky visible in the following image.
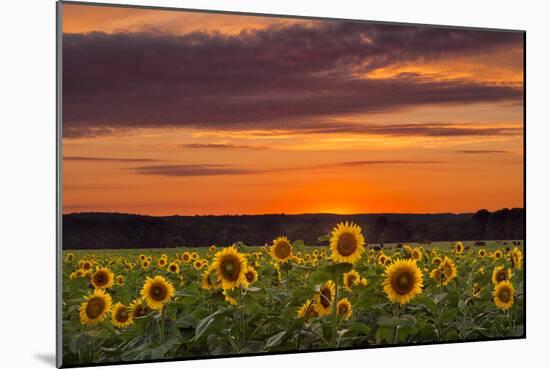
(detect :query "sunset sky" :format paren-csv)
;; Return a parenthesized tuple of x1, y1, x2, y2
(61, 3, 524, 216)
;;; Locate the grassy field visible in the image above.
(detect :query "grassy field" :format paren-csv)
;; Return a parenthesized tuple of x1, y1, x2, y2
(61, 234, 524, 366)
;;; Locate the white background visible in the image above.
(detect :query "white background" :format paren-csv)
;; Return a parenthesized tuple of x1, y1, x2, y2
(1, 0, 548, 368)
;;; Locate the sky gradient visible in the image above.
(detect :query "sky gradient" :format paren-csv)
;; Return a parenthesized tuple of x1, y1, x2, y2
(61, 3, 524, 216)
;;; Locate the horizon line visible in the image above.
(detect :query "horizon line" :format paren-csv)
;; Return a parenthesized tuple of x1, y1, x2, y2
(62, 207, 524, 218)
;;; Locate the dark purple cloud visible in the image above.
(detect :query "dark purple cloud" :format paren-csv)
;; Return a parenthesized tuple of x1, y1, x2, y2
(251, 122, 522, 137)
(62, 21, 523, 138)
(63, 156, 162, 162)
(132, 159, 445, 177)
(180, 143, 266, 150)
(133, 164, 256, 177)
(454, 150, 511, 154)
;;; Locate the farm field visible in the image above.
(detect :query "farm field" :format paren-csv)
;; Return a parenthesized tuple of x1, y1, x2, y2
(61, 225, 525, 366)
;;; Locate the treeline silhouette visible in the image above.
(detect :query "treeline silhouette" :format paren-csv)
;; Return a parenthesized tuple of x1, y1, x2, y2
(62, 208, 524, 250)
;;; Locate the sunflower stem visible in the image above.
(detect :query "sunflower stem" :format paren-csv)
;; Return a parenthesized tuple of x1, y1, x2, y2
(159, 307, 166, 344)
(331, 268, 340, 347)
(392, 304, 400, 345)
(239, 288, 245, 348)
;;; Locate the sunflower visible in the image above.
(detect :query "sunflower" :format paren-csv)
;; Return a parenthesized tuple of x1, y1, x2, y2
(142, 259, 151, 269)
(115, 275, 124, 286)
(79, 289, 112, 325)
(168, 262, 180, 273)
(90, 267, 114, 289)
(494, 250, 503, 259)
(111, 302, 134, 328)
(512, 247, 523, 269)
(181, 252, 191, 263)
(382, 259, 423, 305)
(65, 253, 74, 262)
(157, 257, 168, 268)
(191, 252, 199, 260)
(209, 245, 217, 253)
(493, 281, 515, 310)
(412, 248, 423, 261)
(139, 254, 146, 261)
(244, 267, 258, 285)
(212, 246, 248, 291)
(378, 254, 387, 265)
(329, 222, 365, 264)
(140, 276, 175, 310)
(478, 249, 486, 257)
(454, 242, 464, 255)
(270, 236, 293, 263)
(200, 266, 221, 291)
(81, 260, 93, 272)
(471, 283, 482, 299)
(492, 266, 512, 285)
(193, 260, 203, 270)
(432, 256, 442, 266)
(343, 270, 360, 289)
(336, 298, 353, 320)
(315, 280, 335, 316)
(223, 290, 238, 306)
(430, 267, 445, 283)
(440, 257, 458, 285)
(296, 299, 319, 322)
(128, 297, 150, 318)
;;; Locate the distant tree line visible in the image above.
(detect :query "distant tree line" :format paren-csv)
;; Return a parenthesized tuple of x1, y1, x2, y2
(62, 208, 524, 250)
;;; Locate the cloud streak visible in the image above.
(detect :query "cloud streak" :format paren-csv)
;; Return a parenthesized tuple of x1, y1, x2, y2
(132, 159, 446, 177)
(64, 156, 162, 162)
(180, 143, 266, 150)
(455, 150, 511, 154)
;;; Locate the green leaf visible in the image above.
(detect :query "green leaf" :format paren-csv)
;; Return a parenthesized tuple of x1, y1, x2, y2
(318, 234, 330, 242)
(323, 263, 353, 275)
(192, 308, 227, 342)
(264, 331, 286, 349)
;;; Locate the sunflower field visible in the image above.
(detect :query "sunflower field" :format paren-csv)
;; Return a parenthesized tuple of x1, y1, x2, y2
(61, 222, 524, 366)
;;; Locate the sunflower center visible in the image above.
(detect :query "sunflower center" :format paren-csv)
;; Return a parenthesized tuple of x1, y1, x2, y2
(347, 274, 357, 285)
(221, 257, 241, 281)
(338, 304, 349, 315)
(116, 308, 129, 322)
(499, 288, 511, 303)
(134, 305, 145, 317)
(391, 270, 414, 295)
(86, 297, 106, 319)
(94, 272, 107, 286)
(170, 265, 176, 272)
(275, 242, 291, 259)
(150, 283, 168, 301)
(245, 271, 254, 283)
(497, 270, 507, 282)
(320, 288, 332, 308)
(337, 233, 357, 256)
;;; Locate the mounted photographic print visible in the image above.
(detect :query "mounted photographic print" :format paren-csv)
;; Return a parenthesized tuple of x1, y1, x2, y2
(56, 1, 526, 367)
